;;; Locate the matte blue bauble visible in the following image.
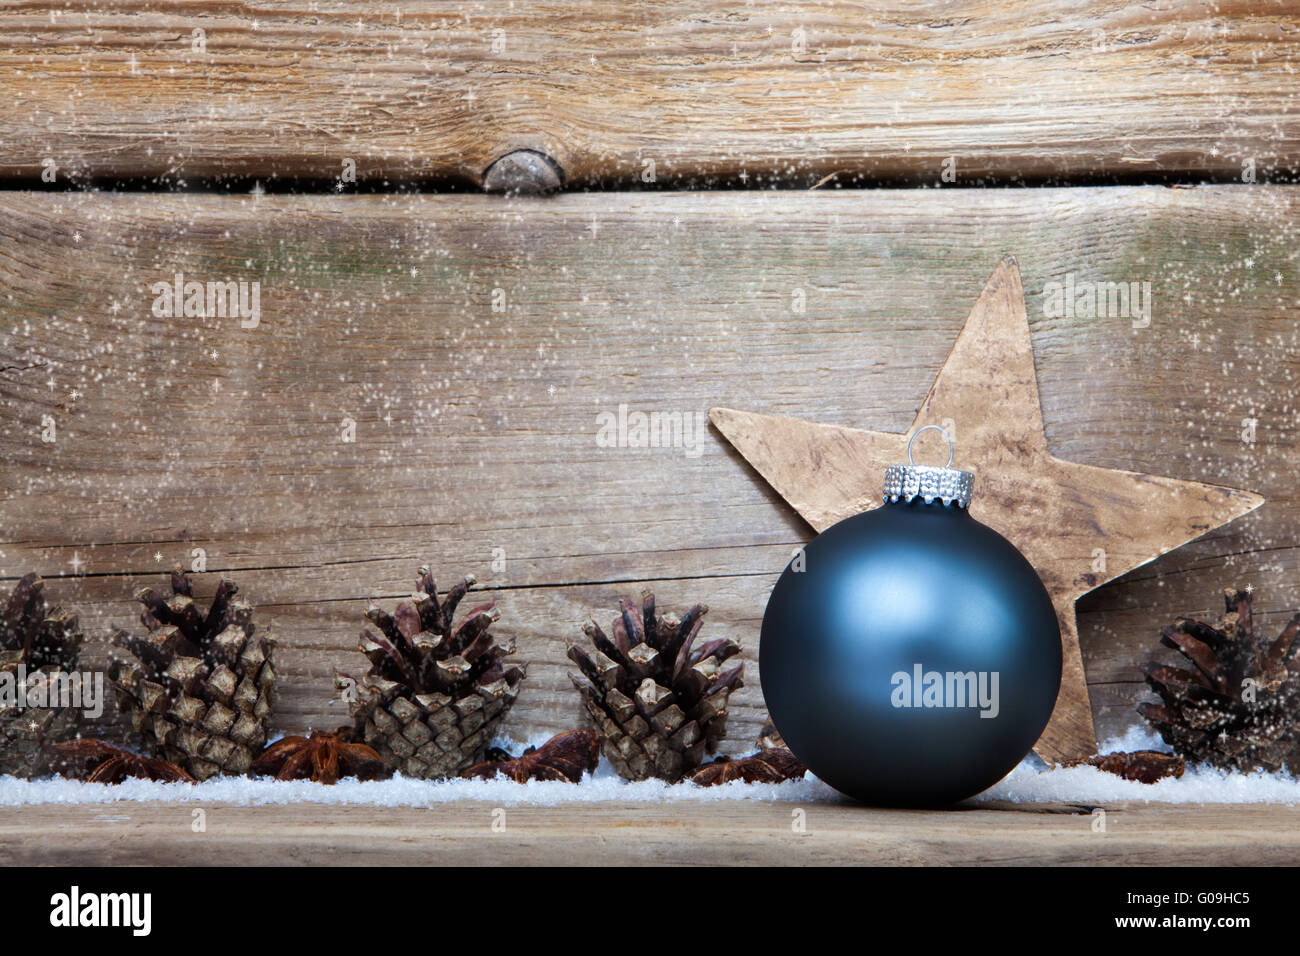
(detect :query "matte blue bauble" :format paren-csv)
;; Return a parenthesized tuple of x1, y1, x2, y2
(761, 466, 1062, 806)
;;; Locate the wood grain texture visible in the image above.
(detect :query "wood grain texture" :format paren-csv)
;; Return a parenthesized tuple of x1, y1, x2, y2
(0, 186, 1297, 752)
(0, 1, 1296, 187)
(3, 799, 1298, 865)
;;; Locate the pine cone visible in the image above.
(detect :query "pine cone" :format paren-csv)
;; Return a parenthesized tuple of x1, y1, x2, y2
(0, 573, 85, 778)
(343, 567, 525, 780)
(1139, 587, 1300, 774)
(756, 716, 789, 752)
(568, 591, 743, 781)
(108, 568, 275, 781)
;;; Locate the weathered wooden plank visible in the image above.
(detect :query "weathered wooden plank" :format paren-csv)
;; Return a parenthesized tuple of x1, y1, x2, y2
(0, 186, 1297, 749)
(3, 800, 1298, 865)
(0, 1, 1295, 187)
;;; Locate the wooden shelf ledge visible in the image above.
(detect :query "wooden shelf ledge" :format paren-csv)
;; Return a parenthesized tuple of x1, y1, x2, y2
(3, 800, 1297, 865)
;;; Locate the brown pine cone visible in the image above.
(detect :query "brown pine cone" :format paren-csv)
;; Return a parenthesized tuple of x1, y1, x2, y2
(0, 573, 85, 778)
(569, 590, 743, 782)
(342, 567, 525, 780)
(1139, 587, 1300, 774)
(108, 568, 275, 780)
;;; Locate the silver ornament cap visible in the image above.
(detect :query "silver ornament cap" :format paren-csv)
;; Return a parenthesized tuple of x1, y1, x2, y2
(883, 425, 974, 508)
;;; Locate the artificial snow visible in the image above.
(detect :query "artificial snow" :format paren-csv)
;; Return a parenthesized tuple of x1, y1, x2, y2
(0, 755, 837, 808)
(1, 726, 1297, 808)
(980, 726, 1300, 806)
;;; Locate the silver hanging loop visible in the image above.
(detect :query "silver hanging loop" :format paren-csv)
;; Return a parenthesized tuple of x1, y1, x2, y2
(885, 425, 973, 507)
(907, 424, 955, 469)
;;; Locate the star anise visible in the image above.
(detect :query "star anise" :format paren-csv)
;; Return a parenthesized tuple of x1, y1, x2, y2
(460, 730, 600, 783)
(1063, 750, 1185, 784)
(250, 730, 390, 784)
(691, 747, 807, 786)
(51, 739, 195, 784)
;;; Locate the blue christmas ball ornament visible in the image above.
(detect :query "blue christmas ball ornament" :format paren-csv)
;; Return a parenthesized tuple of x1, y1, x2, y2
(760, 427, 1062, 806)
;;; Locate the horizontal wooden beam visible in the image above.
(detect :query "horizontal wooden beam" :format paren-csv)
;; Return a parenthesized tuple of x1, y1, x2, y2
(0, 186, 1295, 747)
(5, 800, 1299, 864)
(0, 1, 1295, 187)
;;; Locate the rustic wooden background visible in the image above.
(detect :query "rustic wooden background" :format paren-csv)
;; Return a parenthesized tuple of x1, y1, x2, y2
(1, 2, 1298, 758)
(0, 0, 1294, 187)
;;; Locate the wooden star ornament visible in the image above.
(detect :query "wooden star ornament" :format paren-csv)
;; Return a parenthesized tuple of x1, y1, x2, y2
(711, 257, 1263, 763)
